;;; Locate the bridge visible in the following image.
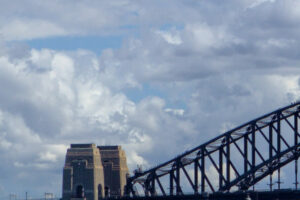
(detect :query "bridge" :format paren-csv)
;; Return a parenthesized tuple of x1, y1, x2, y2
(123, 102, 300, 199)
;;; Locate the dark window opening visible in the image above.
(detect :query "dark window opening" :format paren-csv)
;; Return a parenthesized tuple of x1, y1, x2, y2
(76, 185, 84, 198)
(105, 186, 110, 198)
(98, 184, 103, 200)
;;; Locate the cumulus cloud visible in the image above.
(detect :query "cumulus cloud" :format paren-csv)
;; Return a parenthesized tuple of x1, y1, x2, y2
(0, 0, 300, 198)
(0, 44, 198, 197)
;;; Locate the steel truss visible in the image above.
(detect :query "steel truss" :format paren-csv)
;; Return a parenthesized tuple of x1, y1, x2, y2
(125, 102, 300, 197)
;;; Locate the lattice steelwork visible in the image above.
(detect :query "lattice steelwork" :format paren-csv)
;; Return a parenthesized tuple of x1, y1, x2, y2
(125, 102, 300, 197)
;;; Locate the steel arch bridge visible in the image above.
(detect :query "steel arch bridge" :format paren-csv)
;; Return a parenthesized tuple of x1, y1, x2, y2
(125, 102, 300, 197)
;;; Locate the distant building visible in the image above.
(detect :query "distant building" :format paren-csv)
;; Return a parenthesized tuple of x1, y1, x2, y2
(62, 144, 129, 200)
(99, 146, 129, 197)
(62, 144, 105, 200)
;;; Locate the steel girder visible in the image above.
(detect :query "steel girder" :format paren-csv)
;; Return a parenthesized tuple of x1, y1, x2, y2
(125, 102, 300, 197)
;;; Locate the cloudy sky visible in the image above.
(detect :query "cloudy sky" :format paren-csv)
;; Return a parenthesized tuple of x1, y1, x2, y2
(1, 0, 300, 198)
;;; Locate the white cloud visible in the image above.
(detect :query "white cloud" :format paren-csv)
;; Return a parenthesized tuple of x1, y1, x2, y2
(156, 30, 182, 45)
(0, 0, 300, 197)
(248, 0, 276, 9)
(38, 152, 57, 162)
(1, 19, 67, 41)
(0, 45, 201, 196)
(126, 149, 149, 168)
(165, 108, 185, 116)
(51, 53, 74, 82)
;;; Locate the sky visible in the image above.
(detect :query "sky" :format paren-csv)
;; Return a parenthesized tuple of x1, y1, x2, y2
(1, 0, 300, 198)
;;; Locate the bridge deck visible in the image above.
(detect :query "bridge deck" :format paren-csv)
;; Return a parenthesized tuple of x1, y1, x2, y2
(118, 189, 300, 200)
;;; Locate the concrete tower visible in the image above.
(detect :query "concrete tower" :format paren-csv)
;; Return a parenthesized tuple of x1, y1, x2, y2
(62, 144, 105, 200)
(98, 146, 129, 198)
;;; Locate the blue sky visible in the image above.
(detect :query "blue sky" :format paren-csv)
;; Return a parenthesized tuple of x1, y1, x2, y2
(1, 0, 300, 198)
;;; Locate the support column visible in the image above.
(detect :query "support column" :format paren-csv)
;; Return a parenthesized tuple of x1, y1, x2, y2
(170, 170, 174, 196)
(219, 147, 223, 190)
(176, 160, 181, 195)
(269, 123, 273, 191)
(201, 148, 205, 193)
(277, 113, 281, 189)
(244, 134, 248, 174)
(295, 113, 299, 189)
(194, 160, 198, 194)
(226, 135, 230, 187)
(251, 123, 256, 191)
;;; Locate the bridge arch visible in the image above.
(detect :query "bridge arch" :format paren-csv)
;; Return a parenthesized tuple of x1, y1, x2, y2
(125, 102, 300, 196)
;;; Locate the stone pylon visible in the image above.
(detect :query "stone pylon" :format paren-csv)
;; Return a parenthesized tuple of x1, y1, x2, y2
(62, 144, 129, 200)
(62, 144, 105, 200)
(98, 146, 129, 197)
